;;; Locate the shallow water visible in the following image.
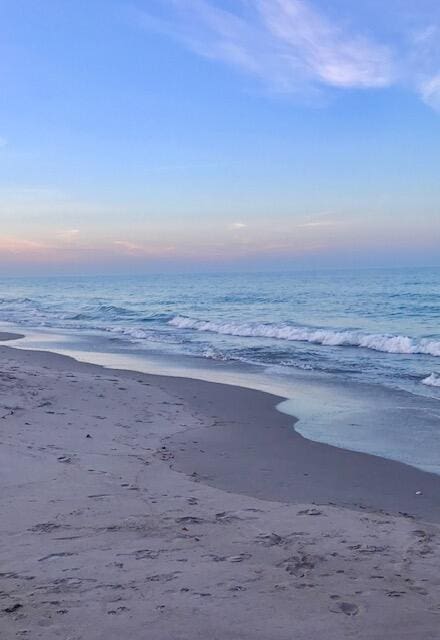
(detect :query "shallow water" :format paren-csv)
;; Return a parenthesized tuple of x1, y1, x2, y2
(1, 267, 439, 473)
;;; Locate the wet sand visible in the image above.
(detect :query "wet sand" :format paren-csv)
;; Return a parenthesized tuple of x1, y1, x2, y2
(167, 379, 440, 522)
(1, 341, 439, 639)
(0, 331, 24, 342)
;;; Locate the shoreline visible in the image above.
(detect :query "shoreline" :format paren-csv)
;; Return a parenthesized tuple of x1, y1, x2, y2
(6, 321, 440, 477)
(2, 340, 440, 520)
(1, 341, 440, 638)
(166, 377, 440, 523)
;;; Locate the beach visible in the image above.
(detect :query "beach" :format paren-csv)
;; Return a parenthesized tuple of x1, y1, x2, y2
(1, 334, 440, 640)
(3, 0, 440, 636)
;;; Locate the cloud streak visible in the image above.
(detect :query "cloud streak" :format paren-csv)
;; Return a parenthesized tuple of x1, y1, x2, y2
(257, 0, 392, 89)
(136, 0, 393, 96)
(0, 237, 49, 255)
(229, 221, 247, 229)
(135, 0, 440, 109)
(113, 240, 176, 256)
(420, 73, 440, 110)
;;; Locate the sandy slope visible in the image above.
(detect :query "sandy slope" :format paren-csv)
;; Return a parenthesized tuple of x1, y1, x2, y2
(0, 342, 439, 639)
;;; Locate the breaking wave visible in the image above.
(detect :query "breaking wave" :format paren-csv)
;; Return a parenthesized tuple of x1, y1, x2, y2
(422, 373, 440, 387)
(168, 316, 440, 358)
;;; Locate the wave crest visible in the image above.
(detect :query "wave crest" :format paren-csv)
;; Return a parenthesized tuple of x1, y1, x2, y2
(168, 316, 440, 357)
(421, 373, 440, 387)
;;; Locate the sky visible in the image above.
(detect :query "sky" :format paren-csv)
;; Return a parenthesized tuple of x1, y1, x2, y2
(1, 0, 440, 274)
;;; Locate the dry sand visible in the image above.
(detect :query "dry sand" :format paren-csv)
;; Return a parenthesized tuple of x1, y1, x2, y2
(1, 336, 440, 639)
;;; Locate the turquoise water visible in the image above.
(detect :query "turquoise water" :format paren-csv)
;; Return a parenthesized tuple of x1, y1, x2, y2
(1, 268, 440, 472)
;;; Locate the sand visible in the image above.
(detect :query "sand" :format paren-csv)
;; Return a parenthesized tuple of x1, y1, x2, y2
(0, 332, 24, 342)
(0, 339, 439, 639)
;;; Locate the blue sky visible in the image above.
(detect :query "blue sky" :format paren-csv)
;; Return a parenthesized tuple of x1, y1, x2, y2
(1, 0, 440, 273)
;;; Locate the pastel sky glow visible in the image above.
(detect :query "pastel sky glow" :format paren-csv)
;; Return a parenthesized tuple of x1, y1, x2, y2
(1, 0, 440, 273)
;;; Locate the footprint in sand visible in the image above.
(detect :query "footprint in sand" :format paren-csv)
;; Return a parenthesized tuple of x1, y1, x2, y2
(297, 508, 324, 516)
(214, 511, 241, 524)
(256, 532, 284, 547)
(228, 553, 252, 563)
(278, 554, 322, 578)
(38, 552, 77, 562)
(204, 553, 251, 563)
(175, 516, 205, 525)
(3, 603, 23, 614)
(331, 601, 360, 616)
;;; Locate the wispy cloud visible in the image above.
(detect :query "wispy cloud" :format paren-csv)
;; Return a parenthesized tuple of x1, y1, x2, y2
(113, 240, 147, 254)
(56, 228, 81, 242)
(296, 212, 346, 229)
(113, 240, 176, 256)
(298, 220, 341, 228)
(258, 0, 392, 89)
(0, 236, 49, 255)
(135, 0, 393, 97)
(229, 221, 247, 229)
(134, 0, 440, 109)
(420, 74, 440, 110)
(0, 137, 7, 148)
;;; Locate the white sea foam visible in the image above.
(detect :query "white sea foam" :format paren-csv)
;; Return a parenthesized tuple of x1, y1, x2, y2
(421, 373, 440, 387)
(202, 347, 232, 361)
(168, 316, 440, 357)
(116, 327, 151, 340)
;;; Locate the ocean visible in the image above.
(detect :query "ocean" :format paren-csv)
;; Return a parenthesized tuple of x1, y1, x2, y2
(1, 267, 440, 473)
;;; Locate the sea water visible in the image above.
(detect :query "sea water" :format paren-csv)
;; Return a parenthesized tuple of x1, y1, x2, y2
(1, 268, 439, 472)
